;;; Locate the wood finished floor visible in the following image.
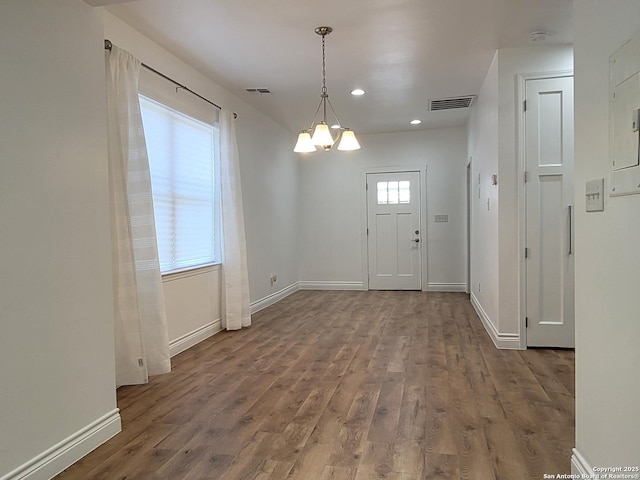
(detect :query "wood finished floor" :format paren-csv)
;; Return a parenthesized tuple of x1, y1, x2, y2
(55, 291, 574, 480)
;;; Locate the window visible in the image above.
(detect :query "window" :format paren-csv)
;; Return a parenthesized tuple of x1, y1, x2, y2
(139, 95, 220, 274)
(377, 181, 410, 205)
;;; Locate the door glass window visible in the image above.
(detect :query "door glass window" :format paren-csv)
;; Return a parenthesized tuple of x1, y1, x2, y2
(377, 182, 388, 204)
(399, 181, 410, 203)
(377, 181, 411, 205)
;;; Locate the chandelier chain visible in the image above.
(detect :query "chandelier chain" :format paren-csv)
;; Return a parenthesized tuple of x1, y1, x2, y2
(321, 34, 327, 95)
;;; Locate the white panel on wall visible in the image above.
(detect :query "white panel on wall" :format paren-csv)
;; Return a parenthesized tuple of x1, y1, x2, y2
(163, 266, 221, 351)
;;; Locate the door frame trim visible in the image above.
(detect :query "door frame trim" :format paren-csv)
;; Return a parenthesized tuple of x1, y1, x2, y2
(360, 164, 428, 291)
(466, 157, 472, 295)
(517, 70, 573, 349)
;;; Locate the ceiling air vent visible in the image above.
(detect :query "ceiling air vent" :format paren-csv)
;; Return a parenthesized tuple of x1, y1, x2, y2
(429, 96, 476, 111)
(245, 88, 272, 94)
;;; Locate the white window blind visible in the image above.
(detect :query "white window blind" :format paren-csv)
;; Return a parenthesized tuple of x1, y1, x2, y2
(139, 95, 219, 273)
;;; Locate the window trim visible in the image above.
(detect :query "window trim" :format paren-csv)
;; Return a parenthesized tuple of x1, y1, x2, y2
(161, 262, 221, 282)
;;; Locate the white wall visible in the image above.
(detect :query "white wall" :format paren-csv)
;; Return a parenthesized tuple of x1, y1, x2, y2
(468, 52, 500, 328)
(0, 2, 119, 478)
(298, 127, 468, 291)
(467, 45, 573, 347)
(104, 13, 300, 347)
(163, 266, 222, 357)
(572, 0, 640, 470)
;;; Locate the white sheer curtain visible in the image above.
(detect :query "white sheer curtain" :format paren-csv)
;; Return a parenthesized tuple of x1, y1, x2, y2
(106, 45, 171, 386)
(219, 109, 252, 330)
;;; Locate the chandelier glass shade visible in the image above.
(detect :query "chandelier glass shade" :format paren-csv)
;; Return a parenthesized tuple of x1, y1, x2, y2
(294, 26, 360, 153)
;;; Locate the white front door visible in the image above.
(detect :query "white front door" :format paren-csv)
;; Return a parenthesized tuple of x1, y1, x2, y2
(525, 76, 575, 348)
(367, 172, 422, 290)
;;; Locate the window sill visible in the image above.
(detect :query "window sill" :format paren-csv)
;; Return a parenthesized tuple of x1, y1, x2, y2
(161, 263, 221, 282)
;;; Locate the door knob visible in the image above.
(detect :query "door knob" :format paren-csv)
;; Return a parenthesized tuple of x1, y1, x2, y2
(414, 238, 420, 243)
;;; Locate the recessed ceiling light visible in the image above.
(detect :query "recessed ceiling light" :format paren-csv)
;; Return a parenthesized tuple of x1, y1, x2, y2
(351, 89, 365, 96)
(410, 119, 422, 125)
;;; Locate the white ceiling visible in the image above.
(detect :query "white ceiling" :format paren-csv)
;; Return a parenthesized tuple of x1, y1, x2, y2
(104, 0, 573, 135)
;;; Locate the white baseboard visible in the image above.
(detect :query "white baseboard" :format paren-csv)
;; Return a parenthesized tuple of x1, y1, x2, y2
(0, 409, 121, 480)
(427, 283, 467, 292)
(571, 448, 594, 477)
(169, 283, 299, 357)
(298, 281, 366, 291)
(470, 293, 522, 350)
(169, 320, 221, 357)
(251, 283, 299, 314)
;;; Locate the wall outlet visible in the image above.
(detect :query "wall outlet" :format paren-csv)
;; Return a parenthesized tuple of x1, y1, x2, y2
(270, 274, 277, 286)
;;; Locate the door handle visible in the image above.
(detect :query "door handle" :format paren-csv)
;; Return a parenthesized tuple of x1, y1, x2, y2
(568, 205, 573, 255)
(413, 238, 420, 243)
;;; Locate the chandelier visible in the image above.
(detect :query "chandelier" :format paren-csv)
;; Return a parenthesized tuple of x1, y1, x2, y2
(294, 26, 361, 153)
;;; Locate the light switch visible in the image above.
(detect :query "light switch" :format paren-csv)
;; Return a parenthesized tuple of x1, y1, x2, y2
(586, 178, 605, 212)
(434, 214, 448, 223)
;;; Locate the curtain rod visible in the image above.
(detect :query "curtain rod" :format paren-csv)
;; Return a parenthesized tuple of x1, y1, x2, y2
(104, 39, 237, 119)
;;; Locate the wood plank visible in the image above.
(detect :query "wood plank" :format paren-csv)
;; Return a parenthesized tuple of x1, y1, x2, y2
(319, 465, 357, 480)
(367, 378, 404, 442)
(54, 291, 575, 480)
(422, 452, 459, 480)
(353, 441, 395, 479)
(387, 336, 411, 373)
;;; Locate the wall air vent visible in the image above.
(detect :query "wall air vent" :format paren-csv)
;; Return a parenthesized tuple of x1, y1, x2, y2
(429, 96, 476, 111)
(245, 88, 272, 94)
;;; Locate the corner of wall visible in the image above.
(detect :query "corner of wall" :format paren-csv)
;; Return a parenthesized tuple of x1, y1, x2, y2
(250, 282, 300, 314)
(571, 449, 594, 477)
(470, 293, 522, 349)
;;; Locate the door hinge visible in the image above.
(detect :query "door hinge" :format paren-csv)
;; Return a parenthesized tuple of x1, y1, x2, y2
(523, 99, 527, 112)
(366, 183, 369, 191)
(525, 247, 529, 258)
(524, 171, 529, 183)
(366, 228, 369, 236)
(525, 317, 529, 328)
